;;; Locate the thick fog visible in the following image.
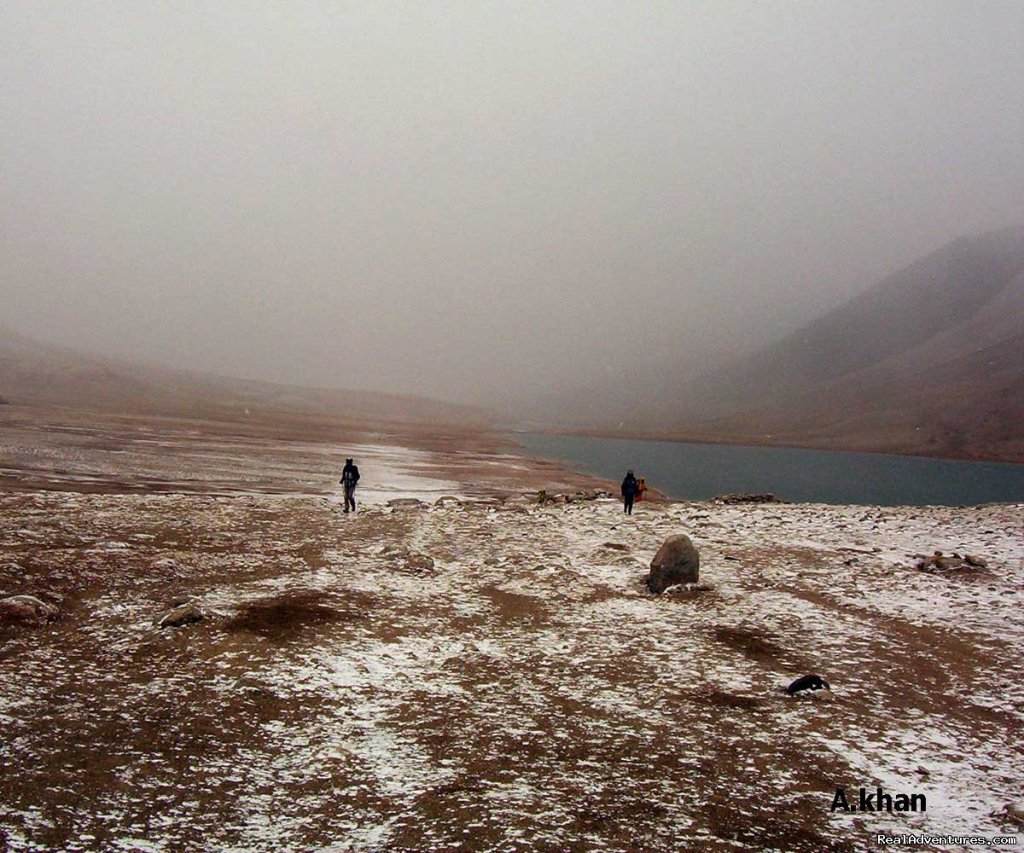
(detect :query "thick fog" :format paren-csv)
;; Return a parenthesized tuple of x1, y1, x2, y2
(2, 2, 1022, 408)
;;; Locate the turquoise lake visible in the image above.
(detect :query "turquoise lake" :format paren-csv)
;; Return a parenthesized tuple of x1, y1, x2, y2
(513, 433, 1024, 506)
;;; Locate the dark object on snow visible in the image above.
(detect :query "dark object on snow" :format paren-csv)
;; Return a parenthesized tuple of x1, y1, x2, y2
(713, 493, 783, 505)
(647, 534, 700, 593)
(621, 471, 638, 515)
(786, 674, 831, 695)
(340, 458, 361, 513)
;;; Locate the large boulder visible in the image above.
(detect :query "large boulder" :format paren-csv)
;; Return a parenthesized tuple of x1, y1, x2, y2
(647, 534, 700, 593)
(0, 595, 60, 625)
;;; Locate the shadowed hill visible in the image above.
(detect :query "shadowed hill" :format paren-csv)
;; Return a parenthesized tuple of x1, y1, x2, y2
(517, 225, 1024, 461)
(675, 226, 1024, 412)
(660, 225, 1024, 460)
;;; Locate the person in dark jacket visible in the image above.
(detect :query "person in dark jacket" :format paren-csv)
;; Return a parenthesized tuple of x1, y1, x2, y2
(340, 458, 361, 513)
(621, 470, 638, 515)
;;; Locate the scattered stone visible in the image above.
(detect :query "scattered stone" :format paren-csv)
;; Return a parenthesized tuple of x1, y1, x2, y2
(153, 558, 182, 575)
(601, 542, 629, 551)
(387, 498, 424, 508)
(915, 552, 990, 574)
(404, 552, 436, 574)
(382, 546, 436, 574)
(1001, 801, 1024, 829)
(434, 495, 461, 506)
(567, 489, 610, 503)
(712, 493, 783, 504)
(663, 580, 715, 597)
(0, 594, 60, 625)
(158, 601, 205, 628)
(647, 534, 700, 594)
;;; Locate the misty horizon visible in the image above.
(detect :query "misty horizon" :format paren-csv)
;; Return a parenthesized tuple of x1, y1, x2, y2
(3, 2, 1023, 409)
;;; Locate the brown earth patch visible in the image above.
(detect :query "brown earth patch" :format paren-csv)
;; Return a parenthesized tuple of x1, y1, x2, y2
(223, 591, 368, 640)
(713, 625, 789, 665)
(479, 585, 548, 626)
(695, 689, 766, 711)
(702, 799, 856, 852)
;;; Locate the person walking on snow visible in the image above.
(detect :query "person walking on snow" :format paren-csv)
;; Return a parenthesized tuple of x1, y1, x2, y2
(340, 458, 360, 513)
(621, 470, 638, 515)
(636, 477, 648, 502)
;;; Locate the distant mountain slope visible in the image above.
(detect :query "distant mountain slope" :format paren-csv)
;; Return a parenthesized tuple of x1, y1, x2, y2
(664, 225, 1024, 460)
(0, 329, 486, 427)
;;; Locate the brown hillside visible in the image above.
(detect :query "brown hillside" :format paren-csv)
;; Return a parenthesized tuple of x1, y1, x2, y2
(662, 226, 1024, 461)
(0, 329, 486, 429)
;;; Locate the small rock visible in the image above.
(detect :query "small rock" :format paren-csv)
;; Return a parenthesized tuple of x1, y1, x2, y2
(405, 552, 435, 574)
(601, 542, 629, 551)
(915, 552, 990, 573)
(647, 534, 700, 594)
(434, 496, 461, 506)
(153, 558, 182, 575)
(382, 546, 436, 574)
(0, 595, 60, 625)
(712, 493, 782, 505)
(387, 498, 424, 508)
(1002, 801, 1024, 829)
(158, 602, 205, 628)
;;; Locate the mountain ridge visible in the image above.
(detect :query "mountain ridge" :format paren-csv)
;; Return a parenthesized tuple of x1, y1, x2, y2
(520, 225, 1024, 462)
(655, 224, 1024, 460)
(0, 327, 487, 428)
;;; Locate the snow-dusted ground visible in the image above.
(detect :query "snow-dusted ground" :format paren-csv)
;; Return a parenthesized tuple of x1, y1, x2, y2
(2, 477, 1023, 851)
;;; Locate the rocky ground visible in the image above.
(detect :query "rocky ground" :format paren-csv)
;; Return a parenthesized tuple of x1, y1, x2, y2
(2, 412, 1023, 851)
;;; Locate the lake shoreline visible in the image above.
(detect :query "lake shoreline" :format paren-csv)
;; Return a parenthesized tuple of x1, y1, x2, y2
(513, 424, 1024, 466)
(512, 431, 1024, 507)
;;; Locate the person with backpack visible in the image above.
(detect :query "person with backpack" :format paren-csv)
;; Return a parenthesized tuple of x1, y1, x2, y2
(340, 458, 361, 513)
(621, 470, 638, 515)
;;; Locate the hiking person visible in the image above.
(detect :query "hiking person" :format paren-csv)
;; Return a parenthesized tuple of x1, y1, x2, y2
(636, 477, 648, 502)
(621, 470, 638, 515)
(340, 458, 360, 513)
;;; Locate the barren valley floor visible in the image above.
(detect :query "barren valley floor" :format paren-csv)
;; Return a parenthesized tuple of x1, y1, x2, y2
(1, 410, 1023, 851)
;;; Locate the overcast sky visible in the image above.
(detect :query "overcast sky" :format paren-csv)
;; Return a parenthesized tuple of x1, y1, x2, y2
(2, 1, 1022, 405)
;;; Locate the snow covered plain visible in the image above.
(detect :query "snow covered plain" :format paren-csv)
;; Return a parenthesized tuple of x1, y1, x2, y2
(2, 430, 1023, 850)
